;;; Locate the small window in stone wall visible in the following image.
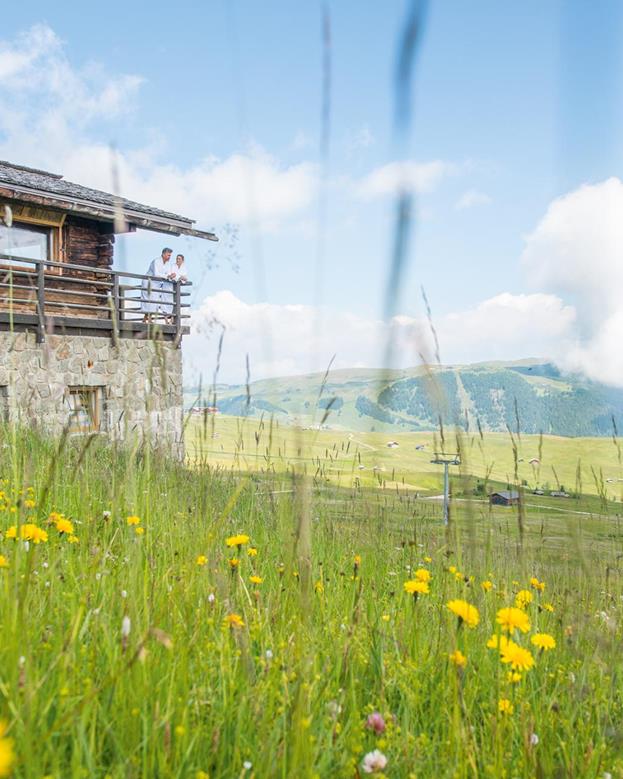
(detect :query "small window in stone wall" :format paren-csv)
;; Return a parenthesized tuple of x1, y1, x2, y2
(0, 386, 8, 423)
(66, 386, 104, 434)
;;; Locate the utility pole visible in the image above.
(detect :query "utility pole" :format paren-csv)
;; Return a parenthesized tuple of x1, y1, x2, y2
(430, 453, 460, 525)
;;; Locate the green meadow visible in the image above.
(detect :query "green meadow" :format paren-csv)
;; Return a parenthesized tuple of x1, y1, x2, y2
(186, 414, 623, 501)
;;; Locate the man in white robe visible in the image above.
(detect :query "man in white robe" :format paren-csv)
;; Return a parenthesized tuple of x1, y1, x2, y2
(141, 247, 176, 321)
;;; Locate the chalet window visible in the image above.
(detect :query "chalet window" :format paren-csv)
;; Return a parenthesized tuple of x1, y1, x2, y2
(66, 386, 104, 434)
(0, 221, 52, 264)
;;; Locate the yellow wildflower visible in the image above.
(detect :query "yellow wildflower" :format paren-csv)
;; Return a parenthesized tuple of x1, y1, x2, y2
(481, 580, 493, 592)
(196, 555, 208, 566)
(448, 565, 457, 574)
(449, 649, 467, 668)
(228, 557, 240, 570)
(0, 555, 7, 568)
(496, 607, 531, 634)
(487, 634, 510, 651)
(5, 526, 16, 539)
(498, 698, 514, 715)
(135, 527, 145, 536)
(424, 556, 432, 563)
(515, 589, 533, 609)
(530, 576, 545, 592)
(55, 517, 74, 535)
(314, 580, 324, 593)
(249, 575, 263, 585)
(24, 499, 36, 509)
(531, 633, 556, 651)
(415, 568, 431, 583)
(381, 614, 390, 622)
(404, 580, 429, 596)
(542, 602, 555, 613)
(447, 599, 480, 628)
(226, 534, 249, 548)
(353, 554, 362, 567)
(223, 613, 244, 629)
(67, 535, 79, 544)
(247, 547, 258, 557)
(0, 721, 14, 777)
(127, 515, 141, 526)
(507, 671, 522, 684)
(500, 641, 535, 672)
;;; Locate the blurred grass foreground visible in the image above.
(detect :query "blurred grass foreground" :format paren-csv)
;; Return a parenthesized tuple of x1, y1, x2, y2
(0, 424, 622, 778)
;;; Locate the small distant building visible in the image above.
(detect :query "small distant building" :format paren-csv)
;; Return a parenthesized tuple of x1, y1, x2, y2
(490, 490, 520, 507)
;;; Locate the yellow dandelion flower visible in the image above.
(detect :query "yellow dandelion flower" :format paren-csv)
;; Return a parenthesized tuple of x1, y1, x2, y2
(314, 580, 324, 593)
(448, 565, 457, 574)
(530, 576, 545, 592)
(0, 721, 14, 777)
(531, 633, 556, 651)
(542, 602, 555, 613)
(196, 555, 208, 566)
(135, 527, 145, 536)
(127, 515, 141, 526)
(226, 534, 249, 548)
(414, 568, 431, 583)
(447, 599, 480, 628)
(449, 649, 467, 668)
(507, 671, 522, 684)
(381, 614, 390, 622)
(55, 517, 74, 535)
(67, 535, 79, 544)
(24, 499, 36, 509)
(486, 634, 510, 651)
(500, 641, 535, 672)
(515, 589, 533, 608)
(4, 526, 15, 540)
(481, 580, 493, 592)
(353, 554, 362, 566)
(249, 575, 263, 585)
(498, 698, 514, 715)
(404, 580, 429, 596)
(223, 613, 244, 629)
(424, 556, 432, 563)
(247, 547, 258, 557)
(0, 555, 7, 568)
(496, 607, 531, 634)
(228, 557, 240, 570)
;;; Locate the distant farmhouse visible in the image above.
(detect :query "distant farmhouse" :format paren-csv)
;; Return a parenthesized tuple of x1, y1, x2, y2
(489, 490, 520, 507)
(0, 160, 217, 456)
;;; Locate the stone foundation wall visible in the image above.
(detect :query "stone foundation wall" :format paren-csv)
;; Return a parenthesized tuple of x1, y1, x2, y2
(0, 332, 183, 458)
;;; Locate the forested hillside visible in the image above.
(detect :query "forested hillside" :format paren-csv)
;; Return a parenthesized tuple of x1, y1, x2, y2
(185, 361, 623, 437)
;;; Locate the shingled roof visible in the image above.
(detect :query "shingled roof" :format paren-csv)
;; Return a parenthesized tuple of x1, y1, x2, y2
(0, 160, 217, 241)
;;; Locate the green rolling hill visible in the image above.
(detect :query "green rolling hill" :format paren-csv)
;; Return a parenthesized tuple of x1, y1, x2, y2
(184, 360, 623, 437)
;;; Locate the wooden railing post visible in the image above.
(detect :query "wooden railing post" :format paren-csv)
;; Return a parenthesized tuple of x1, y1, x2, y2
(36, 261, 45, 343)
(174, 281, 182, 346)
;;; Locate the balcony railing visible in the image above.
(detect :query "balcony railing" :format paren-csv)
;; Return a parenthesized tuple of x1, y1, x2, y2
(0, 254, 192, 344)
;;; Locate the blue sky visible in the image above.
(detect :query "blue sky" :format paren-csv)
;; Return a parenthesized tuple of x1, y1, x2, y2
(1, 2, 623, 383)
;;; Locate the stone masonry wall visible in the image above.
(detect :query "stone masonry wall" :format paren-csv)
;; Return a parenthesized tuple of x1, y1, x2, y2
(0, 332, 183, 458)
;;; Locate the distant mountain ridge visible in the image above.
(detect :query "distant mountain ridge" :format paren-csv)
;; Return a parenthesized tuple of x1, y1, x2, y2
(184, 360, 623, 437)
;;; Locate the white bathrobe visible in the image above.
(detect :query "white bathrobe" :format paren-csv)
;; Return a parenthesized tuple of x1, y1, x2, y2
(141, 256, 174, 314)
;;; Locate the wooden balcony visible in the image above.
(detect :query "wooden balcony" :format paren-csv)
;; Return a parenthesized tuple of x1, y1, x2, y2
(0, 254, 192, 344)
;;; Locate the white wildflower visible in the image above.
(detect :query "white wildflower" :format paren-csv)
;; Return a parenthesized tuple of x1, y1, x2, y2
(362, 749, 387, 774)
(530, 733, 539, 746)
(121, 616, 131, 638)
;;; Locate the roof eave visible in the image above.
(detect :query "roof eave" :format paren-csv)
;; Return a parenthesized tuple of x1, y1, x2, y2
(0, 184, 218, 242)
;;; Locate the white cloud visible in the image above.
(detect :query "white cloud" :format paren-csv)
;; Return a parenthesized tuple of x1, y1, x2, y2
(455, 189, 492, 210)
(521, 178, 623, 385)
(184, 289, 575, 384)
(356, 160, 456, 199)
(0, 25, 317, 230)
